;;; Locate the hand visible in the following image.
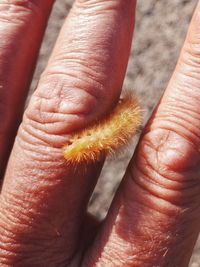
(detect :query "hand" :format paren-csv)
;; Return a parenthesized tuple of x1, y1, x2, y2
(0, 1, 200, 266)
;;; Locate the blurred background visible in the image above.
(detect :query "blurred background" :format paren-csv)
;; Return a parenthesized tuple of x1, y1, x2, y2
(30, 0, 199, 265)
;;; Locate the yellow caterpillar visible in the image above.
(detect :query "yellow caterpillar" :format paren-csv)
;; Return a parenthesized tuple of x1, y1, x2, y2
(63, 94, 141, 164)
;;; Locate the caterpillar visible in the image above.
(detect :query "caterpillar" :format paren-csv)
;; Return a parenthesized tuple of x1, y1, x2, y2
(63, 93, 141, 164)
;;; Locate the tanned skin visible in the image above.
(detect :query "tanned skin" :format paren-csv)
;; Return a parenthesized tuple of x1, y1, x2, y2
(1, 1, 200, 266)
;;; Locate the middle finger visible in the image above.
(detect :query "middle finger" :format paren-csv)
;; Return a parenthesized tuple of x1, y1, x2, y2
(0, 0, 136, 265)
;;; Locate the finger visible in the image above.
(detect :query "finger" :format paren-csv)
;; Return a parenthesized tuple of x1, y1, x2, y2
(85, 2, 200, 266)
(0, 1, 136, 266)
(0, 0, 54, 178)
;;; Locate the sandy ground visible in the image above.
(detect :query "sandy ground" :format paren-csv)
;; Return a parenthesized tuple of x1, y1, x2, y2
(31, 0, 200, 265)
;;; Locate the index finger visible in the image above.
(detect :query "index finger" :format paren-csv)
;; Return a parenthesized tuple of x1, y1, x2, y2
(0, 0, 54, 177)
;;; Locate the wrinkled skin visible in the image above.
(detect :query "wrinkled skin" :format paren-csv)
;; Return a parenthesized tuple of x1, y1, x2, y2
(0, 0, 200, 266)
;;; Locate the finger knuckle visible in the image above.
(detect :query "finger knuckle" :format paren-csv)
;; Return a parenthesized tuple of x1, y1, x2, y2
(133, 126, 200, 206)
(21, 72, 106, 151)
(141, 128, 198, 173)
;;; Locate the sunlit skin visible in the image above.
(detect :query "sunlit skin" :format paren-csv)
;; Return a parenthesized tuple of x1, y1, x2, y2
(1, 0, 200, 266)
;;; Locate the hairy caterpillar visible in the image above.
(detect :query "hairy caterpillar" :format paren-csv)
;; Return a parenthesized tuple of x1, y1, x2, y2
(63, 94, 141, 164)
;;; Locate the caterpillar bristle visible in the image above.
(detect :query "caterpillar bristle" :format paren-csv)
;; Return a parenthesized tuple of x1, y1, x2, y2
(63, 93, 141, 164)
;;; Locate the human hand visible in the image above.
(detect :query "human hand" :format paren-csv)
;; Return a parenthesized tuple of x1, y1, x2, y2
(1, 1, 200, 266)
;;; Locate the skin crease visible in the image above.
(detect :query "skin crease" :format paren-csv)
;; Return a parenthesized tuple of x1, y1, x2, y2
(1, 0, 200, 266)
(0, 0, 54, 178)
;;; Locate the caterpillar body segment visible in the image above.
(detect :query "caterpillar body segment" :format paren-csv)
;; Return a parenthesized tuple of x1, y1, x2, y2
(63, 94, 141, 164)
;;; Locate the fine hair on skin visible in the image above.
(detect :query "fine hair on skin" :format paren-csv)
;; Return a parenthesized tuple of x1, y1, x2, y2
(63, 92, 141, 164)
